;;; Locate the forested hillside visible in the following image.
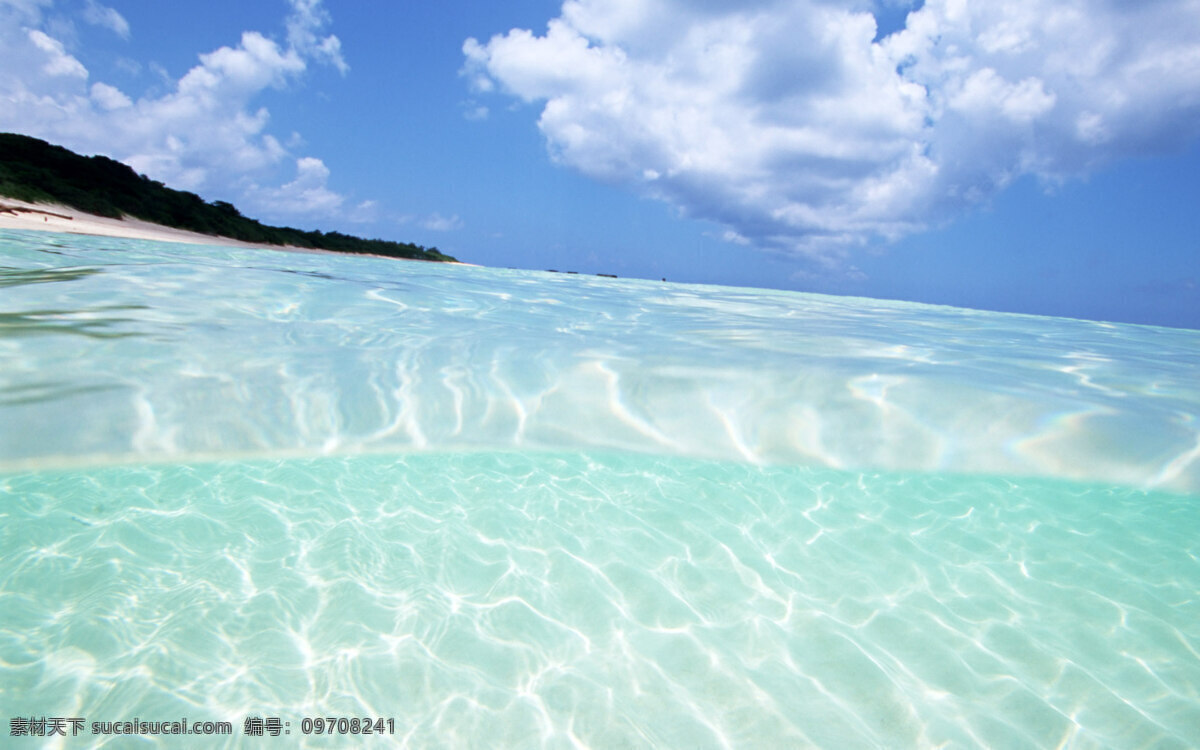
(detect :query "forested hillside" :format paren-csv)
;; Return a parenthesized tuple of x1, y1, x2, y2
(0, 133, 456, 262)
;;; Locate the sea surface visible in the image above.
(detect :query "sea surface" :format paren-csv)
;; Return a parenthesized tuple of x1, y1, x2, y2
(2, 229, 1198, 748)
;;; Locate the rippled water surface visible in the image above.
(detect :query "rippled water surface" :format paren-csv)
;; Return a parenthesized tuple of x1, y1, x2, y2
(2, 230, 1199, 747)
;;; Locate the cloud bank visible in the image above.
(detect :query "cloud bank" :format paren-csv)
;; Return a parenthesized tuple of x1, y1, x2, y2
(0, 0, 350, 220)
(464, 0, 1200, 261)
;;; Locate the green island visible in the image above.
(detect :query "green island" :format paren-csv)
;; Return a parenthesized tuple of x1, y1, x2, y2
(0, 132, 456, 262)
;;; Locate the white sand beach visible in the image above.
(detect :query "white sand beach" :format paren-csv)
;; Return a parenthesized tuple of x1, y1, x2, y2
(0, 197, 298, 249)
(0, 198, 476, 264)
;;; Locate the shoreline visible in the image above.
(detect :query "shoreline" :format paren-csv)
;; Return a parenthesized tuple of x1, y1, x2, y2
(0, 198, 473, 264)
(0, 197, 298, 250)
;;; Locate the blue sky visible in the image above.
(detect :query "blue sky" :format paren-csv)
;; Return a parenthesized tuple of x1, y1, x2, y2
(2, 0, 1198, 328)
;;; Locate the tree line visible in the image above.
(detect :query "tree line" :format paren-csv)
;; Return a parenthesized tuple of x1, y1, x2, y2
(0, 133, 456, 262)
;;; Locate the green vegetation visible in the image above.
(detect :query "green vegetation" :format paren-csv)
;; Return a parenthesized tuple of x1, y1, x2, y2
(0, 133, 456, 262)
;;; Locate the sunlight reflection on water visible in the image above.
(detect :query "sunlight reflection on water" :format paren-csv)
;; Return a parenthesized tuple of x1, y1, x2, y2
(2, 229, 1199, 748)
(1, 229, 1198, 492)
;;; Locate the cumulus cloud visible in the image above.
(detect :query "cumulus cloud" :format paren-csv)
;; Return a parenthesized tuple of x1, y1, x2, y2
(248, 156, 345, 218)
(464, 0, 1200, 260)
(0, 0, 352, 221)
(27, 28, 87, 77)
(89, 80, 129, 109)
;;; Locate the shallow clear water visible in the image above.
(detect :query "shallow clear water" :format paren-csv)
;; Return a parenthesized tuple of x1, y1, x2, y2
(2, 229, 1199, 747)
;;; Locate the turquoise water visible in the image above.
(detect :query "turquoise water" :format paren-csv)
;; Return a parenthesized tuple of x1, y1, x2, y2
(2, 229, 1199, 747)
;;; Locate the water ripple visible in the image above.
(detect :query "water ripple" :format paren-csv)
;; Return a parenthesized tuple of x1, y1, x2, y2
(4, 452, 1197, 747)
(2, 230, 1199, 493)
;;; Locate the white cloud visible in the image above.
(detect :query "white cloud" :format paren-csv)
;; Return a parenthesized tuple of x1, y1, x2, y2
(464, 0, 1200, 260)
(249, 156, 345, 218)
(421, 212, 463, 231)
(178, 31, 305, 97)
(714, 229, 750, 246)
(346, 199, 380, 223)
(285, 0, 348, 74)
(462, 100, 489, 120)
(82, 0, 128, 39)
(0, 0, 353, 223)
(27, 28, 86, 77)
(0, 0, 49, 21)
(89, 80, 129, 109)
(949, 68, 1056, 124)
